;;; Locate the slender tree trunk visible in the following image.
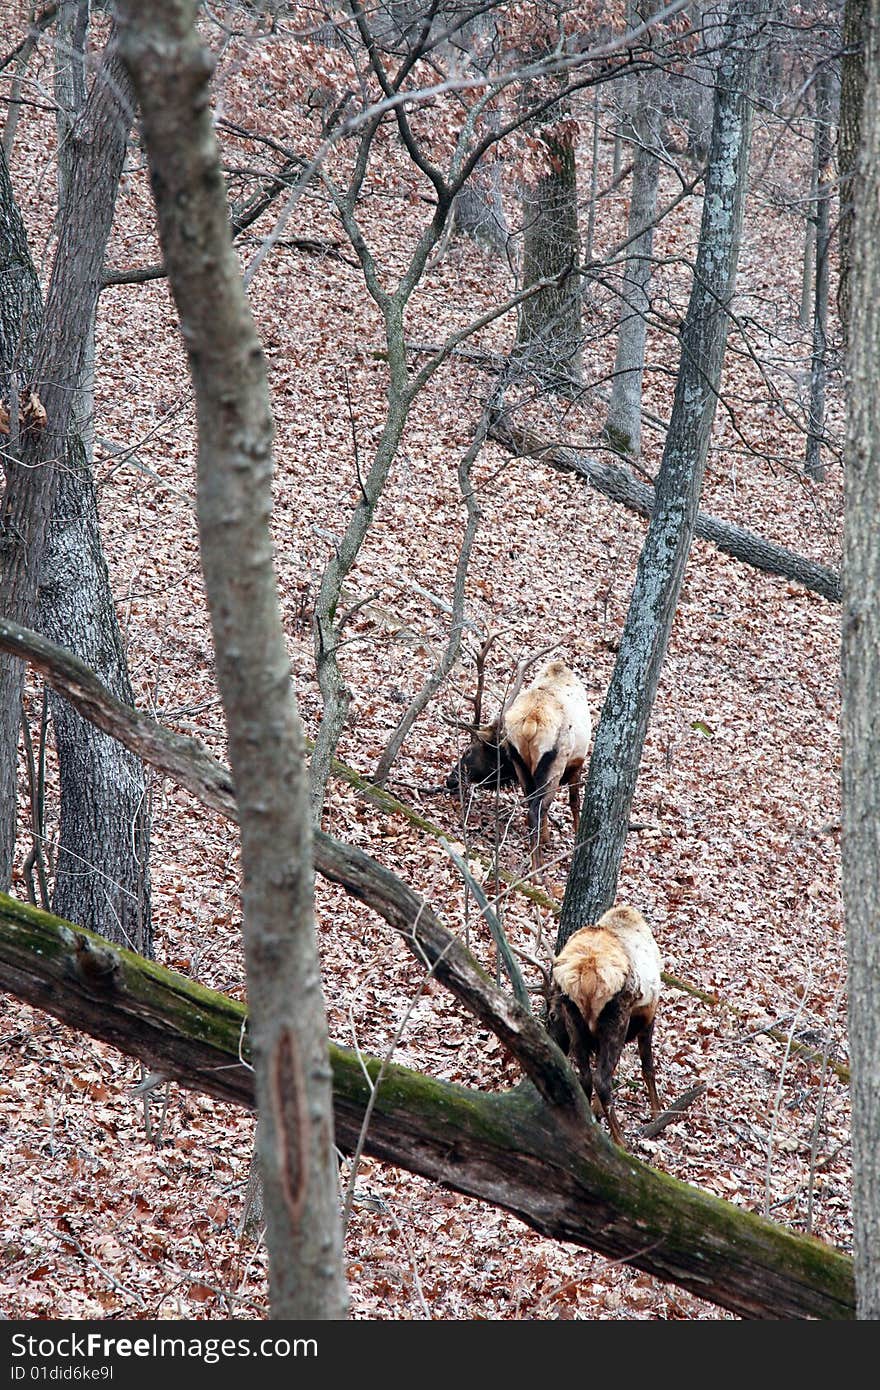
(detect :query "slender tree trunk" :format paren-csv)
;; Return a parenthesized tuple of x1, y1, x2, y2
(685, 1, 719, 165)
(841, 0, 880, 1320)
(38, 2, 152, 952)
(805, 62, 834, 482)
(559, 0, 757, 945)
(118, 0, 348, 1320)
(0, 145, 43, 887)
(371, 410, 487, 786)
(799, 97, 819, 330)
(612, 101, 624, 180)
(2, 4, 50, 159)
(514, 110, 582, 390)
(0, 37, 132, 893)
(310, 365, 412, 815)
(838, 0, 868, 344)
(605, 77, 661, 458)
(584, 89, 601, 264)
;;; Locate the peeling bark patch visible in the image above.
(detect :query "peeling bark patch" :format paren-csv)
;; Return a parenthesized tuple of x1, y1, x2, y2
(271, 1025, 311, 1230)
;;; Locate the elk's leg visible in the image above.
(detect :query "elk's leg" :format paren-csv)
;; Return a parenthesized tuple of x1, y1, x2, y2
(509, 747, 544, 870)
(526, 790, 550, 872)
(546, 988, 570, 1054)
(539, 794, 553, 846)
(559, 995, 594, 1108)
(564, 759, 584, 834)
(568, 780, 580, 834)
(637, 1017, 661, 1118)
(593, 997, 632, 1147)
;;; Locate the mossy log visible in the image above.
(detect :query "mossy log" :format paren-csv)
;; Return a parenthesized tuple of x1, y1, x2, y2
(0, 617, 850, 1085)
(0, 892, 855, 1320)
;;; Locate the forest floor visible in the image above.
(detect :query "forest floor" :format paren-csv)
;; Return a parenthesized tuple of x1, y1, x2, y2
(0, 11, 849, 1320)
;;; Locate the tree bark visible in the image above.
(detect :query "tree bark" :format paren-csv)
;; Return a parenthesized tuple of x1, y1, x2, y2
(559, 0, 757, 943)
(37, 5, 152, 951)
(841, 0, 880, 1321)
(0, 37, 132, 894)
(38, 438, 152, 954)
(605, 55, 661, 459)
(0, 891, 856, 1320)
(805, 61, 834, 482)
(117, 0, 348, 1321)
(514, 109, 583, 390)
(0, 142, 43, 885)
(800, 82, 819, 331)
(838, 0, 867, 344)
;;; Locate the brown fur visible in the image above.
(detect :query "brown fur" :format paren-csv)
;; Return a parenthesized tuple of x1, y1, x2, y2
(549, 905, 662, 1146)
(446, 659, 591, 871)
(552, 928, 630, 1033)
(502, 660, 591, 868)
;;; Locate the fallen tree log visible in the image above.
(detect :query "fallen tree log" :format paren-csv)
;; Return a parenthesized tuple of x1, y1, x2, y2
(489, 415, 842, 604)
(0, 617, 850, 1082)
(0, 892, 855, 1320)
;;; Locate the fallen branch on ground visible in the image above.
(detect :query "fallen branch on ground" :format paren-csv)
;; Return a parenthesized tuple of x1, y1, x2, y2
(0, 893, 855, 1320)
(489, 415, 841, 604)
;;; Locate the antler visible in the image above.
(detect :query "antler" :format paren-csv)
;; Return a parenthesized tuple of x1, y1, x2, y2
(440, 710, 483, 734)
(444, 631, 557, 732)
(508, 939, 555, 999)
(442, 630, 504, 733)
(500, 641, 560, 714)
(471, 629, 502, 728)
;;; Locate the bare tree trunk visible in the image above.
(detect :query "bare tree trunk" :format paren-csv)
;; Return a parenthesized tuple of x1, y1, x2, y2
(118, 0, 348, 1321)
(838, 0, 867, 344)
(38, 1, 152, 952)
(310, 375, 413, 815)
(0, 39, 132, 896)
(514, 110, 583, 391)
(559, 0, 757, 945)
(842, 0, 880, 1320)
(612, 98, 624, 180)
(605, 63, 661, 459)
(684, 1, 721, 164)
(0, 144, 43, 887)
(371, 410, 487, 785)
(39, 439, 152, 954)
(805, 61, 834, 482)
(799, 92, 819, 330)
(584, 89, 601, 264)
(1, 4, 54, 159)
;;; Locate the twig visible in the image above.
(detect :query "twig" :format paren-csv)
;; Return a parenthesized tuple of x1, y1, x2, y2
(343, 368, 368, 506)
(341, 913, 448, 1235)
(639, 1083, 708, 1139)
(764, 967, 812, 1219)
(440, 838, 531, 1012)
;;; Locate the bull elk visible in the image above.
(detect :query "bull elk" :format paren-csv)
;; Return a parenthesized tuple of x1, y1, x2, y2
(547, 904, 662, 1147)
(446, 642, 591, 872)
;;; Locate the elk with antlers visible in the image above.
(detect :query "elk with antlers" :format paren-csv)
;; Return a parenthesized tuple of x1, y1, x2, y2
(446, 640, 591, 872)
(547, 904, 662, 1147)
